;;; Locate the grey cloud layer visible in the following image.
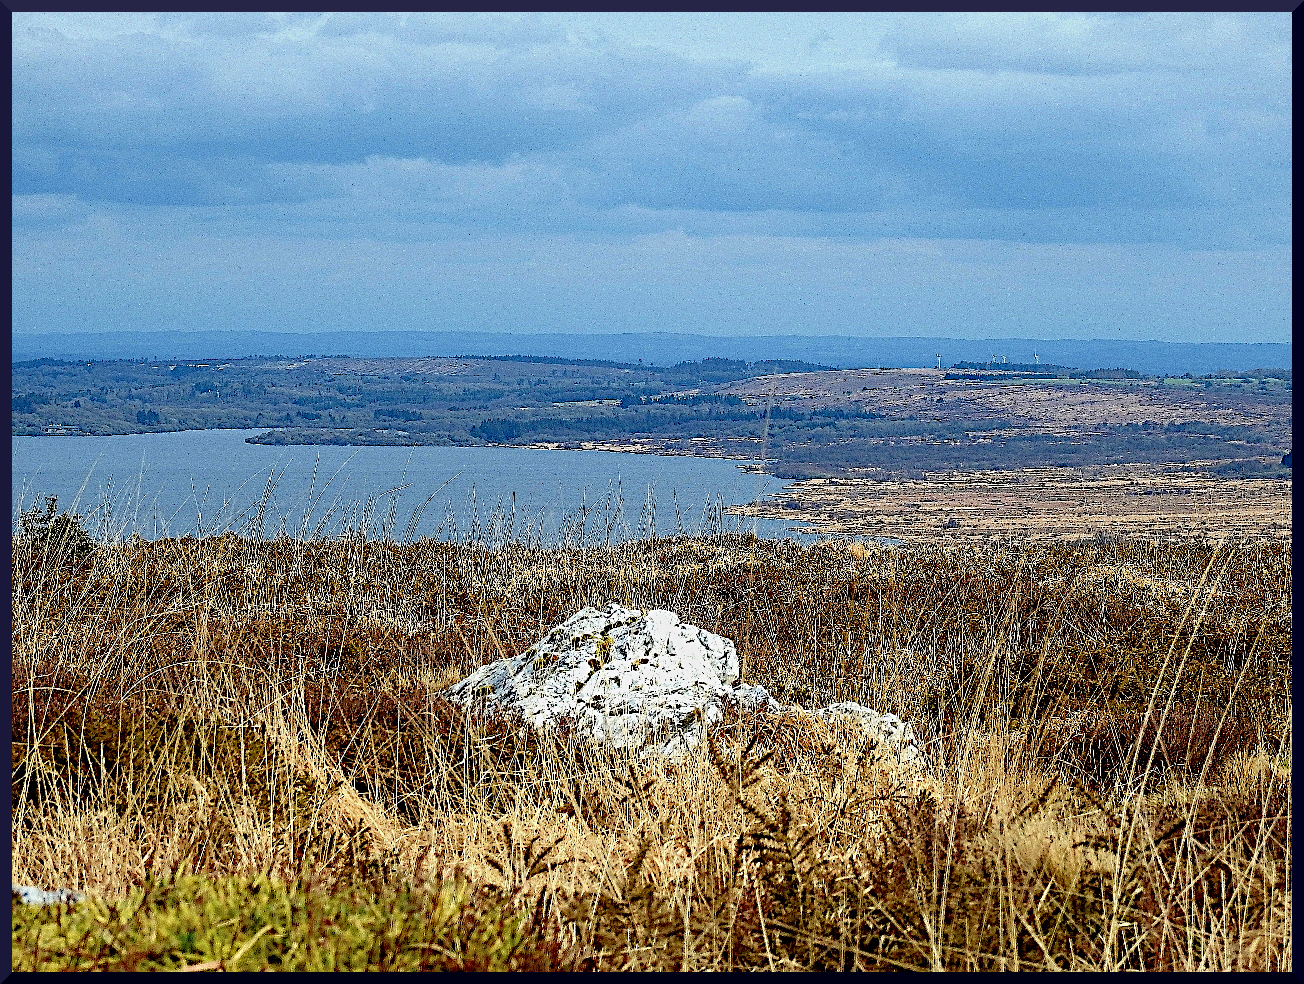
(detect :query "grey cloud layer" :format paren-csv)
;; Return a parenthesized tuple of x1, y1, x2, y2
(12, 12, 1290, 246)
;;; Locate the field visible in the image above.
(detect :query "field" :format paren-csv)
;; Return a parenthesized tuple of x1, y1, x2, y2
(11, 505, 1292, 970)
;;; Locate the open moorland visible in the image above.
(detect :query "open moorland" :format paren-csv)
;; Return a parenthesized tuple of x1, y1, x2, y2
(717, 364, 1291, 480)
(12, 505, 1292, 970)
(12, 357, 1292, 483)
(732, 462, 1292, 543)
(13, 356, 1290, 541)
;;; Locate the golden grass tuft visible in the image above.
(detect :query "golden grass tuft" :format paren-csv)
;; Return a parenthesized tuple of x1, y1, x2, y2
(11, 521, 1292, 970)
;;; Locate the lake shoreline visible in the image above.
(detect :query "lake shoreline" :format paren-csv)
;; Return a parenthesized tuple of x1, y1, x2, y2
(17, 426, 762, 465)
(241, 426, 763, 464)
(18, 430, 1290, 546)
(13, 429, 800, 543)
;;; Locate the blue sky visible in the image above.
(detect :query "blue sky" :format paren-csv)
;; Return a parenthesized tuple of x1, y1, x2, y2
(11, 12, 1291, 343)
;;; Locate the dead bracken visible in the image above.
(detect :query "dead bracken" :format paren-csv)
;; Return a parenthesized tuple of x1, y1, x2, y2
(11, 522, 1293, 971)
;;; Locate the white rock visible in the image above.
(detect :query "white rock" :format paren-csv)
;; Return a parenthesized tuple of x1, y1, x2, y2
(442, 603, 922, 763)
(443, 604, 738, 755)
(731, 683, 788, 714)
(12, 883, 85, 906)
(812, 704, 923, 763)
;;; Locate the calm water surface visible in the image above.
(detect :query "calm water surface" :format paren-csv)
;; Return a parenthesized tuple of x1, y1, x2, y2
(12, 429, 814, 543)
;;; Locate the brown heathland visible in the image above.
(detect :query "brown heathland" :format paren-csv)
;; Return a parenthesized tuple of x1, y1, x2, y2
(730, 463, 1292, 543)
(12, 523, 1292, 970)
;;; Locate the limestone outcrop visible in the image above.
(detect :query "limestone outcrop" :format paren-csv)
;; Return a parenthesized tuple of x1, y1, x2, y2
(442, 603, 921, 762)
(12, 883, 85, 906)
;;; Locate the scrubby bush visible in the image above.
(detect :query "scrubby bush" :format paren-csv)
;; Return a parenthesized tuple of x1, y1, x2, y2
(16, 495, 97, 562)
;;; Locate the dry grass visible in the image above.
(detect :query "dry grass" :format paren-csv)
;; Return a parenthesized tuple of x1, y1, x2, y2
(11, 515, 1292, 970)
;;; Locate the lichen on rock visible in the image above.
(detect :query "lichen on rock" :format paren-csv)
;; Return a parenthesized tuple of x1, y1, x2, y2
(12, 883, 85, 906)
(442, 603, 922, 762)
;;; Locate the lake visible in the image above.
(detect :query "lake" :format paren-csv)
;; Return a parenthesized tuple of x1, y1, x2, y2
(12, 429, 814, 544)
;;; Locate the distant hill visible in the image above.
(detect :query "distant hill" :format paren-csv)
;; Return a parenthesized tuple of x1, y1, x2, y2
(948, 363, 1144, 380)
(10, 329, 1290, 378)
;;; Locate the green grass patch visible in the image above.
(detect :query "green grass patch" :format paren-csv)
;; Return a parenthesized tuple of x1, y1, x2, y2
(13, 872, 562, 971)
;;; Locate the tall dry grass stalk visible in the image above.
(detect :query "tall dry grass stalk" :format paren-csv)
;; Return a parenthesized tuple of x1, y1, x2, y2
(11, 498, 1292, 970)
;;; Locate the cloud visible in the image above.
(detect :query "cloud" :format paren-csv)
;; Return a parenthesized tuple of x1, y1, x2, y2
(11, 192, 92, 226)
(877, 12, 1288, 78)
(13, 13, 1288, 233)
(10, 13, 1291, 343)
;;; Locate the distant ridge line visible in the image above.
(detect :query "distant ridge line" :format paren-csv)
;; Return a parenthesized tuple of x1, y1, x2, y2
(11, 330, 1291, 377)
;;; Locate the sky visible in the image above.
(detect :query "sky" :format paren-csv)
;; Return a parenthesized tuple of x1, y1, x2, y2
(11, 12, 1292, 344)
